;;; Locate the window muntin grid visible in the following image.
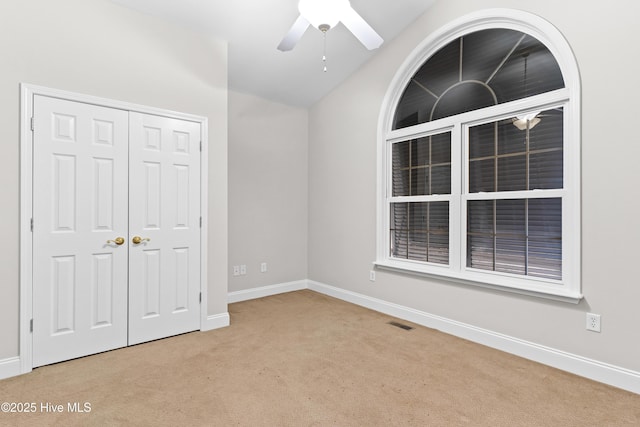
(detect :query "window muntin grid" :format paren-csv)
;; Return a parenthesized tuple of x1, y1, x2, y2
(392, 133, 452, 197)
(382, 18, 579, 298)
(393, 29, 564, 130)
(391, 201, 450, 265)
(468, 108, 564, 193)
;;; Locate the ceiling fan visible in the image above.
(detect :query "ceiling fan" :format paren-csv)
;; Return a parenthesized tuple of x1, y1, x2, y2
(277, 0, 384, 52)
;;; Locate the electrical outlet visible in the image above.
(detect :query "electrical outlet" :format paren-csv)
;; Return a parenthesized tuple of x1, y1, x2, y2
(586, 313, 601, 332)
(240, 264, 247, 275)
(260, 262, 267, 273)
(369, 270, 376, 282)
(233, 266, 240, 276)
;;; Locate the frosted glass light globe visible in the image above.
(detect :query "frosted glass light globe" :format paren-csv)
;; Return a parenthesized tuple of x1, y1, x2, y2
(298, 0, 349, 29)
(513, 111, 542, 130)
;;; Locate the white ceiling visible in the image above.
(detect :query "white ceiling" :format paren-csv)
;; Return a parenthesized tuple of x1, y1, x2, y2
(109, 0, 435, 107)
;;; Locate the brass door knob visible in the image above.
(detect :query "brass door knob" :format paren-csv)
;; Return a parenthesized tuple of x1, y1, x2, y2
(132, 236, 151, 244)
(107, 237, 125, 246)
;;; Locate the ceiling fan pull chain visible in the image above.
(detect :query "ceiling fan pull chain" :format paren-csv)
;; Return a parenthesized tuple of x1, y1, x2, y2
(323, 42, 327, 73)
(320, 24, 330, 72)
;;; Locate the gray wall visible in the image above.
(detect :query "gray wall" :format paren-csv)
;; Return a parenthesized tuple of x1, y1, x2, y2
(308, 0, 640, 371)
(229, 91, 308, 291)
(0, 0, 228, 360)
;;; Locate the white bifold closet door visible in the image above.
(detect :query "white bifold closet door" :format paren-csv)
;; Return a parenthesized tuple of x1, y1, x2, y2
(32, 96, 201, 367)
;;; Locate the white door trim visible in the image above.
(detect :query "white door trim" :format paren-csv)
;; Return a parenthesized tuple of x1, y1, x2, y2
(19, 83, 209, 374)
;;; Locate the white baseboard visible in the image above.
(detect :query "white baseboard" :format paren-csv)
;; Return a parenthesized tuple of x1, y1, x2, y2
(306, 280, 640, 395)
(227, 280, 308, 304)
(0, 357, 22, 381)
(6, 279, 636, 393)
(0, 314, 230, 381)
(202, 312, 230, 332)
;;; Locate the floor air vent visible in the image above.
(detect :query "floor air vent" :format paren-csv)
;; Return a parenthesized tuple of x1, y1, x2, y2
(388, 321, 413, 331)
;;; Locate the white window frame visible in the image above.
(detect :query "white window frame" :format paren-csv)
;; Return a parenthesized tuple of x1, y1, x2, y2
(376, 9, 581, 303)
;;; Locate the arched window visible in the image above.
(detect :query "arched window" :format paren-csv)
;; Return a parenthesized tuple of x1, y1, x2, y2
(376, 9, 581, 302)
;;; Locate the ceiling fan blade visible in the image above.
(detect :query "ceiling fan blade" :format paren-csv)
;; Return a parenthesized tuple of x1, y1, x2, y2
(340, 6, 383, 50)
(277, 15, 311, 52)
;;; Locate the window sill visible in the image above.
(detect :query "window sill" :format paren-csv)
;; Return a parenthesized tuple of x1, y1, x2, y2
(373, 260, 583, 304)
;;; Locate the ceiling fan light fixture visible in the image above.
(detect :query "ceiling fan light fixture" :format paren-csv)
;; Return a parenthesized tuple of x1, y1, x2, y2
(298, 0, 349, 29)
(278, 0, 382, 52)
(513, 111, 541, 130)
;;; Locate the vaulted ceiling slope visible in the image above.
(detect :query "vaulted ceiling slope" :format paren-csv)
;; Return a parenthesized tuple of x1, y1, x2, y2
(109, 0, 436, 107)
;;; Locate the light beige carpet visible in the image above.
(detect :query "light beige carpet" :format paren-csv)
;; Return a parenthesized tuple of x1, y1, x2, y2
(0, 290, 639, 426)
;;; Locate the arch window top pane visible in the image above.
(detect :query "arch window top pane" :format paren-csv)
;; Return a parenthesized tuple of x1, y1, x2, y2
(393, 29, 565, 130)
